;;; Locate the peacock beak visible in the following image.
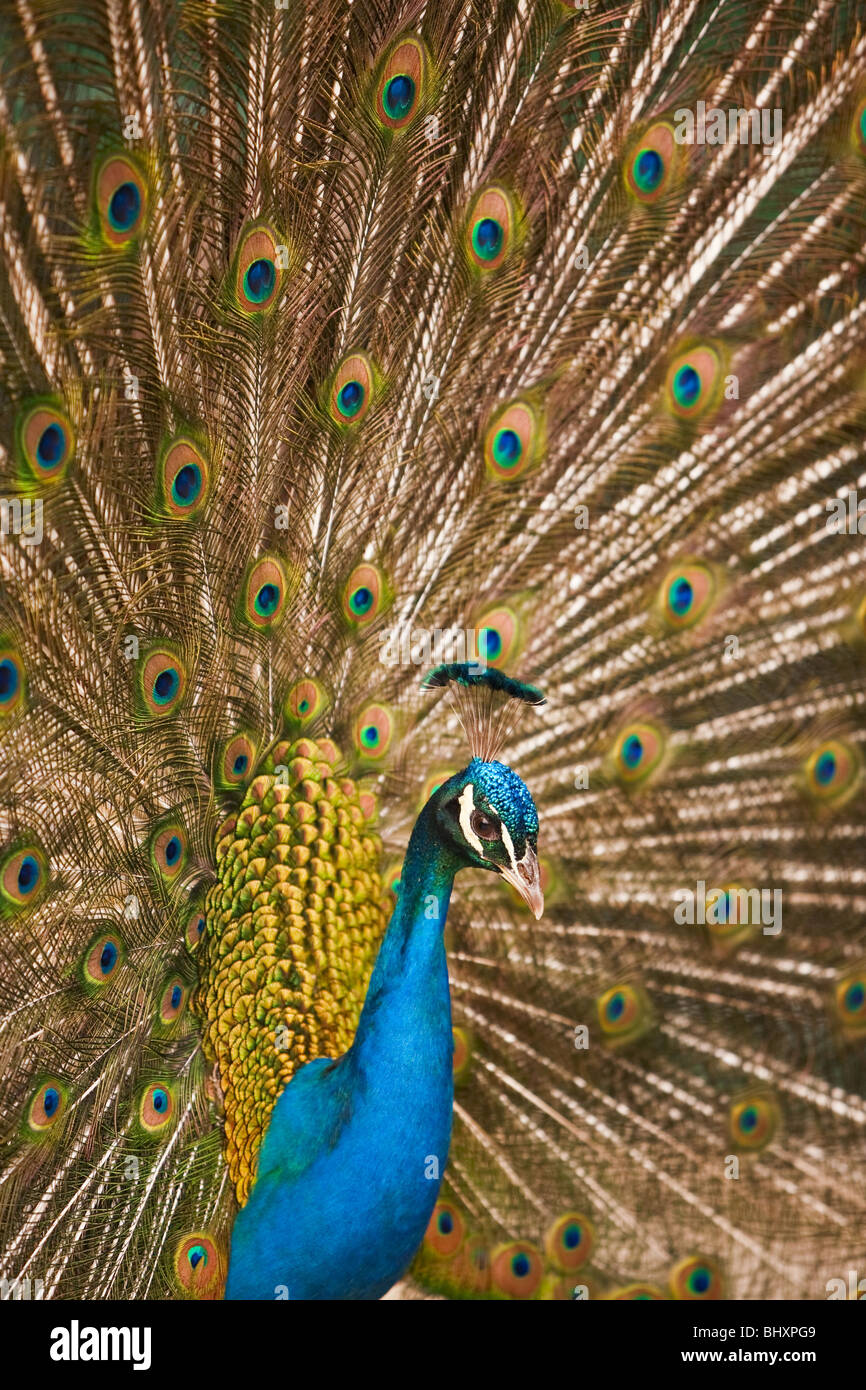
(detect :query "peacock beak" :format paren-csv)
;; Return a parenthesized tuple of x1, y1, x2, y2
(501, 847, 544, 920)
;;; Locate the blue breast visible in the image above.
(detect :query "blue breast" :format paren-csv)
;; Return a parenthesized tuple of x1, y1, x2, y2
(225, 820, 456, 1300)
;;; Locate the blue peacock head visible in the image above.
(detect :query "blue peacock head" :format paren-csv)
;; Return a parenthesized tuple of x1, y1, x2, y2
(422, 664, 545, 919)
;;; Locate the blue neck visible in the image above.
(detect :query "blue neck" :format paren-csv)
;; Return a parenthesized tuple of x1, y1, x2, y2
(349, 800, 458, 1071)
(224, 799, 460, 1299)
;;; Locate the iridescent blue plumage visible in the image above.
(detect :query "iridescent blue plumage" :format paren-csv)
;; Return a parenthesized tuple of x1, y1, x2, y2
(225, 760, 541, 1299)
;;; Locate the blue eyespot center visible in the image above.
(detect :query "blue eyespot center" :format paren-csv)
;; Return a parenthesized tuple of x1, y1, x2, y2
(172, 463, 202, 505)
(669, 576, 693, 614)
(164, 836, 181, 866)
(564, 1223, 582, 1249)
(622, 734, 643, 768)
(244, 257, 276, 304)
(170, 984, 182, 1010)
(634, 147, 664, 192)
(384, 73, 415, 120)
(37, 422, 66, 468)
(337, 380, 364, 418)
(740, 1105, 758, 1133)
(473, 216, 504, 261)
(100, 941, 118, 974)
(351, 586, 373, 615)
(152, 1088, 168, 1114)
(690, 1267, 711, 1294)
(17, 855, 39, 894)
(0, 658, 18, 702)
(233, 753, 248, 775)
(188, 1245, 207, 1270)
(153, 667, 180, 704)
(606, 991, 625, 1021)
(298, 698, 310, 714)
(478, 627, 502, 661)
(109, 181, 141, 232)
(844, 982, 865, 1012)
(255, 582, 280, 616)
(43, 1086, 60, 1117)
(438, 1211, 453, 1235)
(197, 917, 205, 936)
(815, 751, 836, 785)
(494, 428, 522, 467)
(674, 364, 701, 406)
(361, 724, 379, 748)
(511, 1252, 531, 1278)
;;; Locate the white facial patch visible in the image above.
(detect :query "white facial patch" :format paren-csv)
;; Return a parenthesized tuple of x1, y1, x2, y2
(458, 783, 484, 857)
(499, 819, 519, 875)
(458, 782, 517, 868)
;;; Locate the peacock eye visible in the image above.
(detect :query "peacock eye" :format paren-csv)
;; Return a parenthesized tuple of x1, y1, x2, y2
(470, 809, 499, 841)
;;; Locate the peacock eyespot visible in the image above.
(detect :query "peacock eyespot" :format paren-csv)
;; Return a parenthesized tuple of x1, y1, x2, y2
(659, 561, 717, 630)
(83, 932, 125, 987)
(186, 910, 206, 951)
(140, 648, 187, 718)
(545, 1212, 595, 1272)
(342, 563, 388, 625)
(2, 845, 47, 909)
(27, 1079, 68, 1134)
(173, 1233, 224, 1298)
(472, 603, 522, 669)
(18, 403, 75, 484)
(483, 400, 543, 480)
(669, 1255, 724, 1301)
(242, 557, 290, 630)
(0, 650, 24, 714)
(139, 1082, 176, 1134)
(329, 353, 376, 427)
(151, 824, 188, 882)
(664, 345, 724, 420)
(375, 37, 427, 130)
(234, 224, 284, 313)
(423, 1201, 464, 1257)
(219, 733, 256, 787)
(832, 967, 866, 1036)
(612, 720, 668, 787)
(159, 977, 187, 1024)
(466, 186, 517, 272)
(728, 1092, 780, 1151)
(490, 1241, 544, 1299)
(624, 122, 680, 204)
(597, 981, 652, 1044)
(160, 438, 211, 519)
(95, 155, 148, 245)
(803, 738, 861, 808)
(285, 678, 327, 726)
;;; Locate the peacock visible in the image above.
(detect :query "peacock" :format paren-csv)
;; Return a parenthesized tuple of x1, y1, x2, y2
(1, 0, 865, 1304)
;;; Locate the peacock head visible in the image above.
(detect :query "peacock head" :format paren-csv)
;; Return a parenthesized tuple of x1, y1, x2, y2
(430, 757, 543, 919)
